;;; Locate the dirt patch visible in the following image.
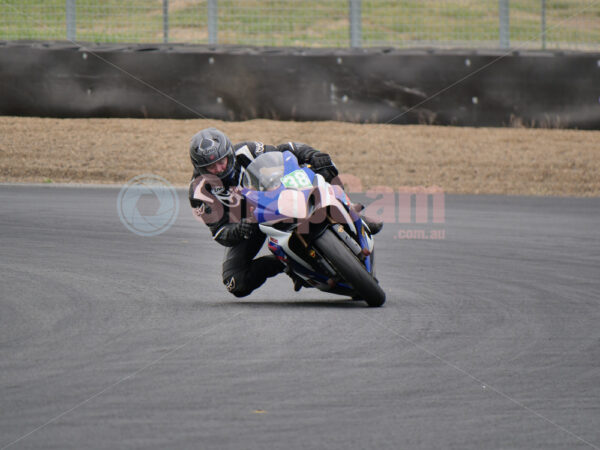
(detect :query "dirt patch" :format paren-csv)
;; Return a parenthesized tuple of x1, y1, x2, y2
(1, 116, 598, 196)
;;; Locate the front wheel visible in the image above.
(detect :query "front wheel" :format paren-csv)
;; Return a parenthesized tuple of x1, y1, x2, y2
(313, 229, 386, 307)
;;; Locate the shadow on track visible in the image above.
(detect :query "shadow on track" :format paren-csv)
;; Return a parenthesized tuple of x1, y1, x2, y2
(205, 298, 368, 309)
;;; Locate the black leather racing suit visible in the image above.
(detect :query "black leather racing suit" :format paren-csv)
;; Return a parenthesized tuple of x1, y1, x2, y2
(189, 141, 338, 297)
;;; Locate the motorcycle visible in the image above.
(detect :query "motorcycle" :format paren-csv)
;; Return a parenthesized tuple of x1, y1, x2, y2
(239, 150, 385, 307)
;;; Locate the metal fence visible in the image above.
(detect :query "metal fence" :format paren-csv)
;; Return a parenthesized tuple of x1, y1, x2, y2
(1, 0, 599, 50)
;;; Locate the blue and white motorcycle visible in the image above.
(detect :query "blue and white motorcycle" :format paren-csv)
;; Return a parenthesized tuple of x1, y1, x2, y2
(240, 151, 385, 307)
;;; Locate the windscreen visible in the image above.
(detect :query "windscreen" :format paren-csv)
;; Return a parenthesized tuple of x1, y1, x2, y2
(241, 151, 285, 191)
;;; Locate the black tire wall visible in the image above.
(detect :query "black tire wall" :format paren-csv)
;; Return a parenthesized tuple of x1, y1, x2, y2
(1, 41, 599, 128)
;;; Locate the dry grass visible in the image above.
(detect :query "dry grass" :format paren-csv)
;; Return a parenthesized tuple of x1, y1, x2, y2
(1, 116, 598, 197)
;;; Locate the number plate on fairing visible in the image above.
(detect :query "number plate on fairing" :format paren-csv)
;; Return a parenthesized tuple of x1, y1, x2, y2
(280, 170, 312, 189)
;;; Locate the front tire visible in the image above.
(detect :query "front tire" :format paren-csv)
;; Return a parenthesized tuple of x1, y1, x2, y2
(314, 229, 386, 307)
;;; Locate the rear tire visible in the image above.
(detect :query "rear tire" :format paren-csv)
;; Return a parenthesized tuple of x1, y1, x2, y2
(314, 229, 386, 307)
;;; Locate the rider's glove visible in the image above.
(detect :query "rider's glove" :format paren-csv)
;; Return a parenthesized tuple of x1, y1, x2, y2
(234, 218, 258, 240)
(309, 153, 339, 181)
(310, 153, 333, 169)
(213, 217, 259, 247)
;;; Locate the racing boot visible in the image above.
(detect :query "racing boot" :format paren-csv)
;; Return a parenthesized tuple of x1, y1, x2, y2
(285, 267, 309, 292)
(351, 202, 383, 235)
(293, 277, 305, 292)
(361, 214, 383, 235)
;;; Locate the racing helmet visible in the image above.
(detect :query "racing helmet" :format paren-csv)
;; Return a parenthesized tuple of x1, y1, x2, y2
(189, 128, 235, 183)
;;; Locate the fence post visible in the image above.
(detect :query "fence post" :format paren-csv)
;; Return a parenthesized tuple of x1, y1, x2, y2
(499, 0, 510, 49)
(541, 0, 546, 50)
(208, 0, 218, 45)
(349, 0, 362, 48)
(163, 0, 169, 43)
(66, 0, 76, 41)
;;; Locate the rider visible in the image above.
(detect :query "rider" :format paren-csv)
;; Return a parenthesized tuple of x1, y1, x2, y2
(188, 127, 382, 298)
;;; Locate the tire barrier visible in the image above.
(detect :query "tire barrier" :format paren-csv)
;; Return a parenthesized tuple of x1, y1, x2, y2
(1, 41, 599, 128)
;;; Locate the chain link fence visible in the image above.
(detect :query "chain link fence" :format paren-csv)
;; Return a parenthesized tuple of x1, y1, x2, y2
(1, 0, 599, 50)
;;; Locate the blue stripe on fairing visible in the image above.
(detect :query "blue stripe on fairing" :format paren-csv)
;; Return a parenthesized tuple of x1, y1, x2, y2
(354, 218, 372, 273)
(282, 150, 300, 174)
(283, 151, 316, 181)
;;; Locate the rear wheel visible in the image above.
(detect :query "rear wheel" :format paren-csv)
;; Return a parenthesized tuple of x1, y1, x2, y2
(313, 229, 385, 307)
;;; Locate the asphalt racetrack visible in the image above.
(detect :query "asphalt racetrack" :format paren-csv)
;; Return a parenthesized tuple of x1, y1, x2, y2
(1, 184, 599, 450)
